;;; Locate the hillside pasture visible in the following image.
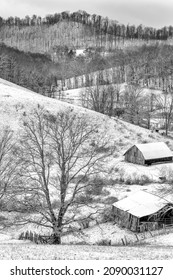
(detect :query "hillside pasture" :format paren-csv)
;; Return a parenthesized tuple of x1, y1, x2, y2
(0, 79, 173, 258)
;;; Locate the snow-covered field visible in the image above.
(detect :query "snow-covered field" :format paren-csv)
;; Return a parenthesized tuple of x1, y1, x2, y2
(1, 78, 173, 259)
(0, 242, 172, 260)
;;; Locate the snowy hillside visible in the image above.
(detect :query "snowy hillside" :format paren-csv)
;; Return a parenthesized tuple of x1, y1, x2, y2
(0, 78, 172, 187)
(0, 78, 165, 143)
(1, 78, 173, 250)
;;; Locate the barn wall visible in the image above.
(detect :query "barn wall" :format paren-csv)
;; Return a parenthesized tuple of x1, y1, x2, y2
(124, 146, 145, 165)
(112, 206, 139, 231)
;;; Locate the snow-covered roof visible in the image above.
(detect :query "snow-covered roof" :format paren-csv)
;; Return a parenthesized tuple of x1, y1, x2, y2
(125, 142, 173, 160)
(113, 190, 172, 218)
(75, 49, 86, 56)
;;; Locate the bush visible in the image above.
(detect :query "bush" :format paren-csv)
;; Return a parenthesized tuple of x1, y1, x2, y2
(95, 145, 110, 153)
(119, 171, 153, 185)
(104, 196, 118, 204)
(141, 140, 148, 144)
(71, 174, 89, 184)
(0, 215, 7, 221)
(160, 166, 173, 182)
(96, 239, 111, 246)
(100, 207, 114, 223)
(86, 185, 103, 196)
(85, 176, 106, 196)
(75, 194, 93, 204)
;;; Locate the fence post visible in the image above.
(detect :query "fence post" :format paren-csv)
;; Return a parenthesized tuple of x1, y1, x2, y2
(135, 234, 139, 241)
(25, 230, 29, 240)
(30, 231, 33, 241)
(33, 232, 38, 244)
(121, 238, 125, 246)
(19, 232, 24, 240)
(124, 235, 128, 245)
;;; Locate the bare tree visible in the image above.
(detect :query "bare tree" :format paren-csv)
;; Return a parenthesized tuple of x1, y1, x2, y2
(17, 107, 112, 244)
(154, 91, 173, 135)
(123, 84, 155, 126)
(82, 83, 120, 116)
(0, 127, 18, 208)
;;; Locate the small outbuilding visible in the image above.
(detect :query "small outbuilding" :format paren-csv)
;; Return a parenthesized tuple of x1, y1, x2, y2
(112, 190, 173, 232)
(124, 142, 173, 165)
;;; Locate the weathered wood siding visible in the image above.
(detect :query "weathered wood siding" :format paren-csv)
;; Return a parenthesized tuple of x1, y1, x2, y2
(112, 206, 139, 231)
(124, 146, 145, 165)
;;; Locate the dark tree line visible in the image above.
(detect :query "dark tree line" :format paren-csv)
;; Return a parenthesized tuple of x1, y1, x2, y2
(2, 41, 173, 101)
(0, 11, 172, 41)
(0, 43, 59, 95)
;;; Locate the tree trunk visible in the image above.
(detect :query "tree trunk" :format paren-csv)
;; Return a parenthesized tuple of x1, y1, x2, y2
(52, 222, 62, 244)
(52, 232, 61, 244)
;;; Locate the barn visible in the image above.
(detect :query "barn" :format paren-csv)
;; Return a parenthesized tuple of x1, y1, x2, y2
(124, 142, 173, 165)
(112, 190, 173, 232)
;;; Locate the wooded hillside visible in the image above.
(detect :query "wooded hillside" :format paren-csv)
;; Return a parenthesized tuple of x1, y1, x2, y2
(0, 10, 173, 56)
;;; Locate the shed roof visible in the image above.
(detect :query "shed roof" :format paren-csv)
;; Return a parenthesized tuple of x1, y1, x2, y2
(113, 190, 172, 218)
(124, 142, 173, 160)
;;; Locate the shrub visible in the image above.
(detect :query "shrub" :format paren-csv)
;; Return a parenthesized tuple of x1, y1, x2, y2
(160, 166, 173, 182)
(86, 185, 103, 196)
(95, 145, 110, 153)
(141, 140, 148, 144)
(119, 171, 152, 185)
(85, 176, 106, 196)
(137, 132, 142, 137)
(96, 239, 111, 246)
(100, 207, 114, 223)
(0, 215, 7, 221)
(75, 194, 93, 204)
(71, 174, 89, 184)
(104, 196, 118, 204)
(101, 189, 110, 196)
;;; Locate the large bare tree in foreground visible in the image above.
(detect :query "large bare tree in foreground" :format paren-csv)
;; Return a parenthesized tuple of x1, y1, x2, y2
(18, 107, 111, 244)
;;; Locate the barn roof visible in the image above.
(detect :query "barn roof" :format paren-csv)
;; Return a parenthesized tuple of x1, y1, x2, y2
(112, 190, 172, 218)
(124, 142, 173, 160)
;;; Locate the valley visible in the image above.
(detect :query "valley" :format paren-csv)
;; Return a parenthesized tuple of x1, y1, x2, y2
(0, 6, 173, 260)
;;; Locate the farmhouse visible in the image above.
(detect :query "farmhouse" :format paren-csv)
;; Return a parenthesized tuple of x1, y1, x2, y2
(124, 142, 173, 165)
(112, 190, 173, 232)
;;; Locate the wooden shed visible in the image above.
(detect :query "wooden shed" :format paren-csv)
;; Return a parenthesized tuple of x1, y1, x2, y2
(112, 190, 173, 232)
(124, 142, 173, 165)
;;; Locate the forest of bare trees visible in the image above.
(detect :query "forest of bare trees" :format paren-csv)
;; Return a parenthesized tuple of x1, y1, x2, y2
(0, 10, 172, 51)
(1, 10, 173, 134)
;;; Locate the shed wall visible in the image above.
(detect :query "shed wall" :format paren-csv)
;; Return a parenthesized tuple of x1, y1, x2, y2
(112, 206, 139, 231)
(124, 146, 145, 165)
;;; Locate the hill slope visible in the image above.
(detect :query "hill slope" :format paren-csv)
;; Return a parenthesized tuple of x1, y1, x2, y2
(1, 79, 173, 249)
(0, 78, 164, 140)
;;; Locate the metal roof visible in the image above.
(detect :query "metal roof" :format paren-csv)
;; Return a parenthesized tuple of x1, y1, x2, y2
(125, 142, 173, 160)
(112, 190, 172, 218)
